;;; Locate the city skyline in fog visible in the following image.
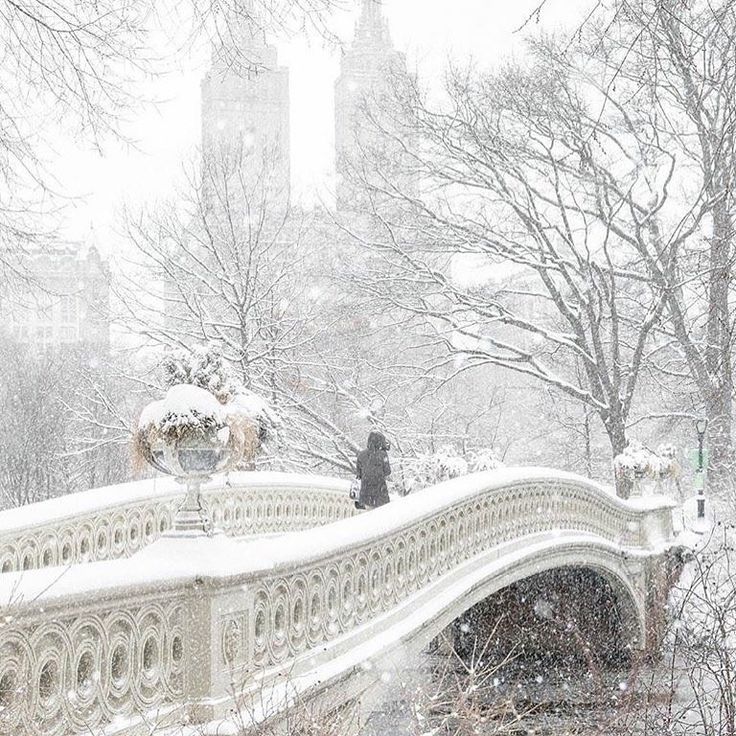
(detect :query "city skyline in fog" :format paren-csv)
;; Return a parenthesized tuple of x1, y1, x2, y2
(57, 0, 591, 251)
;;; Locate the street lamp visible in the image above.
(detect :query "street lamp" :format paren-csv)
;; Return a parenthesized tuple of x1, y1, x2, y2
(695, 417, 708, 524)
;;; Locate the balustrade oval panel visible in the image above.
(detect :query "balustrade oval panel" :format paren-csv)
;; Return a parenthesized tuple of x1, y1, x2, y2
(0, 472, 355, 575)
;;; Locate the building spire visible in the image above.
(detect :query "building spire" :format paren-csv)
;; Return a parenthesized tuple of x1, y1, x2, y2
(360, 0, 382, 23)
(355, 0, 392, 50)
(200, 4, 290, 197)
(334, 0, 407, 212)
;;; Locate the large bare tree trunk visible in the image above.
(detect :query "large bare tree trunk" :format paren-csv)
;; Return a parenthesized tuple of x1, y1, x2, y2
(607, 414, 632, 499)
(705, 204, 734, 494)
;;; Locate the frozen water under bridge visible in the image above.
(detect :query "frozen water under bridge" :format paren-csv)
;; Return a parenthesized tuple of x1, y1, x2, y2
(0, 468, 685, 735)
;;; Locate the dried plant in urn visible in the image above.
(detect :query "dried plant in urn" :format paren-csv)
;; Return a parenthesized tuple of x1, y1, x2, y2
(133, 345, 279, 532)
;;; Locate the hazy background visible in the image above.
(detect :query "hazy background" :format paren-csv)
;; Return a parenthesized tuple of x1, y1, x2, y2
(54, 0, 591, 252)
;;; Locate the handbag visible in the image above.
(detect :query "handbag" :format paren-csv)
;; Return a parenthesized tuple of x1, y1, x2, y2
(349, 478, 361, 500)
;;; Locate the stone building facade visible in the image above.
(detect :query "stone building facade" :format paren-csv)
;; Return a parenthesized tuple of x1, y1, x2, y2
(4, 240, 110, 353)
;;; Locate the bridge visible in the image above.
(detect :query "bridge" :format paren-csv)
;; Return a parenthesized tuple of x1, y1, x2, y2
(0, 468, 684, 736)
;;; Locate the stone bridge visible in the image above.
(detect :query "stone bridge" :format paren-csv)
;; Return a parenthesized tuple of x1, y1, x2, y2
(0, 468, 684, 736)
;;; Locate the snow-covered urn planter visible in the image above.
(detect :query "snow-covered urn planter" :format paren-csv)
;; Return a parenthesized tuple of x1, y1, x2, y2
(613, 440, 681, 499)
(136, 384, 245, 534)
(613, 440, 651, 482)
(157, 344, 279, 468)
(651, 443, 682, 497)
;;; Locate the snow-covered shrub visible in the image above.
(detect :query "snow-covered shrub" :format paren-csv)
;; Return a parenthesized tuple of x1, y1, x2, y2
(402, 446, 467, 494)
(161, 343, 238, 403)
(161, 344, 280, 441)
(138, 384, 226, 442)
(402, 445, 504, 494)
(468, 447, 504, 473)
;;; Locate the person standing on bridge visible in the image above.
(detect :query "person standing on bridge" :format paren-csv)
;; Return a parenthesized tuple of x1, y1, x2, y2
(355, 431, 392, 510)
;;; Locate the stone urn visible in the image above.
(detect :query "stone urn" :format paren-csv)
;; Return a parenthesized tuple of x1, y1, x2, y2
(136, 384, 244, 535)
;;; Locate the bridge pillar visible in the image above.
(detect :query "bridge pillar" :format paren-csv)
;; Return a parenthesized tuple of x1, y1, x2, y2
(183, 581, 255, 723)
(642, 548, 687, 655)
(144, 536, 257, 726)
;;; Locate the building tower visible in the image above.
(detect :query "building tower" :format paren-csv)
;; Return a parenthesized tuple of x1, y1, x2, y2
(200, 16, 290, 195)
(334, 0, 407, 212)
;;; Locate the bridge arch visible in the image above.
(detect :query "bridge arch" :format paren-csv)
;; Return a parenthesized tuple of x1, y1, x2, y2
(443, 544, 647, 661)
(0, 468, 681, 736)
(344, 537, 648, 678)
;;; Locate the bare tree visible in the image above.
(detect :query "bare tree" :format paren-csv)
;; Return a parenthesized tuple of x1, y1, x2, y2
(0, 339, 131, 509)
(118, 144, 369, 472)
(0, 0, 155, 271)
(346, 49, 677, 493)
(571, 0, 736, 497)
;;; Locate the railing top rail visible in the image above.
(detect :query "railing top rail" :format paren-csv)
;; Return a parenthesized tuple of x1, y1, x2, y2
(0, 471, 348, 534)
(241, 467, 677, 570)
(0, 467, 675, 613)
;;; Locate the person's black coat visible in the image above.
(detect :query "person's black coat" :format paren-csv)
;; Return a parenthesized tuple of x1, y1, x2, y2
(356, 431, 391, 508)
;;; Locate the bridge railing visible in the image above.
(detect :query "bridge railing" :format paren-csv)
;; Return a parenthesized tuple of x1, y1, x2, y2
(0, 472, 355, 574)
(0, 468, 678, 736)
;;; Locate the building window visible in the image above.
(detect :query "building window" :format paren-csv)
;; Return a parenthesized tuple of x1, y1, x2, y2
(60, 295, 77, 323)
(61, 326, 77, 342)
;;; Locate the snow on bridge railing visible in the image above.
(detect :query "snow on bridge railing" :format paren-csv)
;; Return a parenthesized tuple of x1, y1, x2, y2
(0, 467, 679, 736)
(0, 472, 355, 574)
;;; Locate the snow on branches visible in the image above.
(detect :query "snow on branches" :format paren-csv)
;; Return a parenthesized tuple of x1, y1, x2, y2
(138, 384, 227, 442)
(400, 445, 504, 495)
(161, 344, 239, 404)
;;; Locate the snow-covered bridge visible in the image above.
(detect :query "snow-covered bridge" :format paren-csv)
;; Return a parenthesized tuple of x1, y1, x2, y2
(0, 469, 683, 736)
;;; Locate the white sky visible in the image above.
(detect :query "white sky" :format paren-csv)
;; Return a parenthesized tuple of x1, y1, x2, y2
(56, 0, 591, 252)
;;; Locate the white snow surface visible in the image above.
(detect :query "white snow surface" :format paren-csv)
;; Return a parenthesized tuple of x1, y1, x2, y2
(225, 390, 269, 421)
(138, 383, 224, 430)
(0, 467, 676, 611)
(626, 495, 679, 511)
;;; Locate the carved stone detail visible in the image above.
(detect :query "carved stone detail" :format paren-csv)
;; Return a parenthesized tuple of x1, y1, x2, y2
(0, 481, 356, 574)
(222, 617, 244, 666)
(0, 601, 184, 736)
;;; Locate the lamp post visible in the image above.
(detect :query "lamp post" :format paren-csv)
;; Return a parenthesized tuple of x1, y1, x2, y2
(695, 417, 708, 524)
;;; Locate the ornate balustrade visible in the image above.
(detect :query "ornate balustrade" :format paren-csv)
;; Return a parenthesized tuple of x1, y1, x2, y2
(0, 468, 679, 736)
(0, 473, 355, 574)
